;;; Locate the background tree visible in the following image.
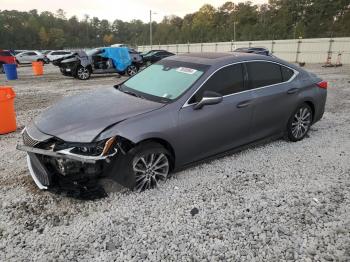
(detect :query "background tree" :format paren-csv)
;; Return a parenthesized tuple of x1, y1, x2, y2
(0, 1, 349, 50)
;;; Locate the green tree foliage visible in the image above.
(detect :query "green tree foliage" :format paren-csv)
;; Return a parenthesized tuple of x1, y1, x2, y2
(0, 1, 349, 49)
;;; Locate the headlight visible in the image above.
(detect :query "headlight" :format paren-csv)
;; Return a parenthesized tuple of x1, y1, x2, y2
(69, 137, 116, 157)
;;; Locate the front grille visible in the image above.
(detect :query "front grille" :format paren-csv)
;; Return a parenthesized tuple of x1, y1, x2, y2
(28, 153, 51, 186)
(23, 130, 40, 147)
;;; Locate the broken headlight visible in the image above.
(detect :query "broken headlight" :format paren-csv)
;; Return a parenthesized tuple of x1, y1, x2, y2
(67, 137, 116, 157)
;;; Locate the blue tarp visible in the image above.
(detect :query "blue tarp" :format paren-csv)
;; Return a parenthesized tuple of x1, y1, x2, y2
(101, 47, 131, 71)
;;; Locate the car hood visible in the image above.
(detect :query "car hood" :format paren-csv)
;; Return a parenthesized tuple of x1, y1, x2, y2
(34, 87, 164, 143)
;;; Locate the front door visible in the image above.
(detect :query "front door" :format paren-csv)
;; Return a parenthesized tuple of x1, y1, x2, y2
(177, 63, 254, 165)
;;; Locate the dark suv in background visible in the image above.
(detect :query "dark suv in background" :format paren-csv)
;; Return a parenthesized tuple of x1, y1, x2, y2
(142, 50, 175, 66)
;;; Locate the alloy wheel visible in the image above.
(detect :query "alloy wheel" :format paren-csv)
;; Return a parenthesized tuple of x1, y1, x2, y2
(133, 153, 169, 191)
(127, 65, 138, 76)
(291, 106, 312, 139)
(77, 67, 90, 80)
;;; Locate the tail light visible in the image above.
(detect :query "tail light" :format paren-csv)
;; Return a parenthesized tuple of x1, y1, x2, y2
(317, 81, 328, 89)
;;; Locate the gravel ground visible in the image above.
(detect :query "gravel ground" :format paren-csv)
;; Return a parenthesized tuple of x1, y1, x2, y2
(0, 64, 349, 261)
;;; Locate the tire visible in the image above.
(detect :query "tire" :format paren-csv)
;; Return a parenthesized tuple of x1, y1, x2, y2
(119, 71, 126, 76)
(126, 65, 138, 76)
(0, 63, 4, 74)
(60, 67, 72, 77)
(122, 142, 171, 192)
(287, 103, 313, 142)
(76, 66, 91, 80)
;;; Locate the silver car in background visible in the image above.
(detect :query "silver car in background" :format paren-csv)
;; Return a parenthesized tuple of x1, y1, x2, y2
(16, 51, 49, 64)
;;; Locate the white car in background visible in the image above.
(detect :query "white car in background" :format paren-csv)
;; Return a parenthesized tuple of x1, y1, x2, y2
(46, 50, 74, 62)
(15, 51, 49, 64)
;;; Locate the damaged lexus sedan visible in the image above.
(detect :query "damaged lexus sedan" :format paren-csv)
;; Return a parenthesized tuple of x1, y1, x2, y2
(17, 52, 327, 198)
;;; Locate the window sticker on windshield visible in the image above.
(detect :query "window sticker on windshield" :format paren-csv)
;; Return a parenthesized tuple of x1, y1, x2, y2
(176, 67, 197, 75)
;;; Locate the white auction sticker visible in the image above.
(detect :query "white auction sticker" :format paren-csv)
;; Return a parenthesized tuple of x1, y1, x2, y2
(176, 67, 197, 74)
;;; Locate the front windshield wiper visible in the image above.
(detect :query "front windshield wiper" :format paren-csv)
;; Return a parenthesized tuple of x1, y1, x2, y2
(117, 85, 145, 99)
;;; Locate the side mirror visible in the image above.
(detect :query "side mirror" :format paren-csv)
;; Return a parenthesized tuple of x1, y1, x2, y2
(193, 91, 223, 110)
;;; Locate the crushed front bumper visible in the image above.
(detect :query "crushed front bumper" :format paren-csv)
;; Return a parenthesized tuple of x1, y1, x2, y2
(17, 145, 109, 199)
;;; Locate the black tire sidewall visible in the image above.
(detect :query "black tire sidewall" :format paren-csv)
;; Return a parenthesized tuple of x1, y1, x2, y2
(287, 103, 313, 142)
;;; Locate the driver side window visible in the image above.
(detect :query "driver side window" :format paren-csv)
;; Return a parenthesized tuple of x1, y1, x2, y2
(189, 63, 245, 104)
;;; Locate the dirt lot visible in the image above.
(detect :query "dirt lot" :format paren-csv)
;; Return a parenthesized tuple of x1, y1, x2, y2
(0, 64, 349, 261)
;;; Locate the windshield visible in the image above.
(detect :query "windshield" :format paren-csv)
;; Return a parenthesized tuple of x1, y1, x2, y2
(120, 60, 208, 103)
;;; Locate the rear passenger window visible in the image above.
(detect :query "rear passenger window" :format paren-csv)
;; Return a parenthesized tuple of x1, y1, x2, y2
(246, 62, 283, 89)
(190, 64, 244, 103)
(281, 66, 294, 81)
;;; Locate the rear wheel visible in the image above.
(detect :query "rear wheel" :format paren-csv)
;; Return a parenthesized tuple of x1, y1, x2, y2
(126, 65, 138, 76)
(76, 66, 91, 80)
(287, 103, 313, 142)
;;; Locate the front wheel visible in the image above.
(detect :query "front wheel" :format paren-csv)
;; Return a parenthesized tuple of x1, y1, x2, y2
(287, 103, 313, 142)
(120, 142, 171, 192)
(126, 65, 138, 76)
(76, 66, 91, 80)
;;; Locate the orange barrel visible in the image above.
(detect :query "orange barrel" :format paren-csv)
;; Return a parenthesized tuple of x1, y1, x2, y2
(32, 61, 44, 76)
(0, 86, 17, 134)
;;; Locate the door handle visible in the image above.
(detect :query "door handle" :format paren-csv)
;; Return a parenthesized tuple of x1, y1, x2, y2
(237, 100, 252, 108)
(287, 88, 299, 94)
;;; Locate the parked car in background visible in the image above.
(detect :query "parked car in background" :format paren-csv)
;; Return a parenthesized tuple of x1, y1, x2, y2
(42, 50, 53, 55)
(0, 50, 17, 73)
(15, 51, 49, 64)
(54, 47, 139, 80)
(111, 43, 128, 48)
(17, 52, 327, 197)
(142, 50, 175, 66)
(12, 50, 27, 55)
(234, 47, 270, 56)
(46, 50, 74, 62)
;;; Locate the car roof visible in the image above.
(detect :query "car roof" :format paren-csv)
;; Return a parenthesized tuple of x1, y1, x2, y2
(166, 52, 272, 65)
(164, 52, 301, 72)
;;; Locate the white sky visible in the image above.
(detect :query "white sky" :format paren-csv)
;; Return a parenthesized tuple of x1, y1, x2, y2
(1, 0, 268, 22)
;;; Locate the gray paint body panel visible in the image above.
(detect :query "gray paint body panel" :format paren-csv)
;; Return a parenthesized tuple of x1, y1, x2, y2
(32, 52, 327, 169)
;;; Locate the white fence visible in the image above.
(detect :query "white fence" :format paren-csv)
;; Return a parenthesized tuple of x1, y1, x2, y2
(138, 37, 350, 64)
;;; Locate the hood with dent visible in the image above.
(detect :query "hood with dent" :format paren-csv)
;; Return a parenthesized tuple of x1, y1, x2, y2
(34, 87, 164, 143)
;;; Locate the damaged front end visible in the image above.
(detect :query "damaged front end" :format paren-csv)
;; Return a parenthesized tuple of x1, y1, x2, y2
(17, 126, 133, 199)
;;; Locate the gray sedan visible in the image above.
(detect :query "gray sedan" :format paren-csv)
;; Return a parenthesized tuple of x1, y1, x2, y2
(17, 52, 327, 198)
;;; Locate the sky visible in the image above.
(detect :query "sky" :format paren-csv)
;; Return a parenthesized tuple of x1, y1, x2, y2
(1, 0, 268, 22)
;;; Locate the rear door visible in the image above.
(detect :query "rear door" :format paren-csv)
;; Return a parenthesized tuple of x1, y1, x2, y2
(177, 63, 254, 164)
(246, 61, 298, 140)
(20, 52, 37, 63)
